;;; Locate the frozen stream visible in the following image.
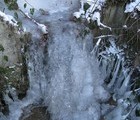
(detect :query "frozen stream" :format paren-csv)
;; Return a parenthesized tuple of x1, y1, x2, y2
(1, 0, 110, 120)
(43, 21, 110, 120)
(3, 1, 108, 120)
(24, 12, 109, 120)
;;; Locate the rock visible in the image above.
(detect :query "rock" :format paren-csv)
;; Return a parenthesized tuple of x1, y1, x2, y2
(20, 106, 50, 120)
(0, 93, 9, 115)
(0, 15, 30, 114)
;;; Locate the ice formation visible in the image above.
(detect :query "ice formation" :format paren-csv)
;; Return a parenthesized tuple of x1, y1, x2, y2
(125, 0, 140, 13)
(73, 0, 111, 30)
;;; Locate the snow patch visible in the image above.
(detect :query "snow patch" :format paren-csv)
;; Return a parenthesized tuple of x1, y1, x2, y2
(73, 0, 111, 30)
(36, 23, 48, 34)
(18, 0, 79, 14)
(0, 11, 17, 26)
(125, 0, 140, 13)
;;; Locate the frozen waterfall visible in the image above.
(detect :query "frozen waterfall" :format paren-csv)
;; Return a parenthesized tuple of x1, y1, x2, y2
(1, 0, 137, 120)
(1, 1, 110, 119)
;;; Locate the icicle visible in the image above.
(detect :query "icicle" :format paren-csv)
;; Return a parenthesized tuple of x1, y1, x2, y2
(115, 72, 124, 89)
(0, 113, 7, 120)
(108, 58, 121, 89)
(91, 38, 101, 54)
(122, 103, 138, 120)
(119, 70, 133, 96)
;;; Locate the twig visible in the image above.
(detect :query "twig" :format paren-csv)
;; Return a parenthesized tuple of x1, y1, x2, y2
(24, 0, 39, 11)
(18, 9, 48, 34)
(124, 1, 140, 25)
(93, 35, 117, 39)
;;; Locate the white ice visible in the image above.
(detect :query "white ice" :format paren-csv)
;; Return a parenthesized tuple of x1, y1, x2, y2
(125, 0, 140, 13)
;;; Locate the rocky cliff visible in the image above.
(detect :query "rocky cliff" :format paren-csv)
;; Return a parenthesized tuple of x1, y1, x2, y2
(0, 17, 30, 114)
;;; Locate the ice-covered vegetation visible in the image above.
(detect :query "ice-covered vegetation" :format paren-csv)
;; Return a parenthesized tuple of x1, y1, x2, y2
(73, 0, 112, 30)
(125, 0, 140, 18)
(93, 37, 140, 120)
(125, 0, 140, 13)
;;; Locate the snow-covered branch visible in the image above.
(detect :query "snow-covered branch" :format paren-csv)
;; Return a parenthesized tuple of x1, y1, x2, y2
(0, 11, 18, 26)
(73, 0, 111, 30)
(125, 0, 140, 13)
(19, 9, 48, 34)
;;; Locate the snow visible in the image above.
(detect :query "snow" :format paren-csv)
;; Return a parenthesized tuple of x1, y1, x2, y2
(16, 0, 80, 35)
(91, 11, 101, 25)
(18, 0, 79, 13)
(74, 0, 106, 20)
(37, 23, 48, 34)
(81, 0, 105, 6)
(73, 11, 82, 19)
(73, 0, 111, 30)
(0, 11, 17, 26)
(123, 25, 127, 29)
(73, 9, 85, 19)
(125, 0, 140, 13)
(19, 11, 48, 34)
